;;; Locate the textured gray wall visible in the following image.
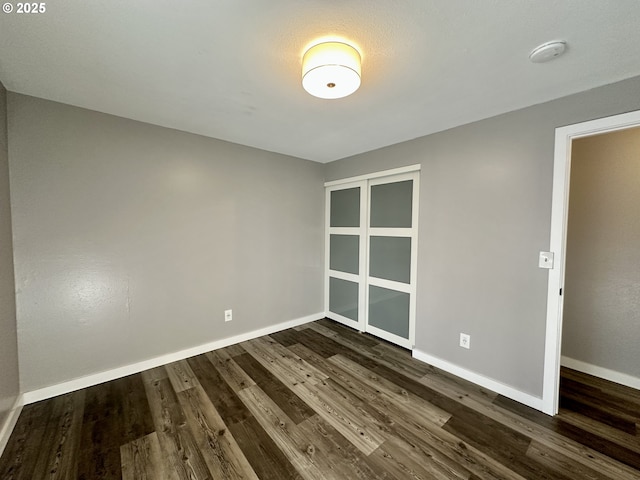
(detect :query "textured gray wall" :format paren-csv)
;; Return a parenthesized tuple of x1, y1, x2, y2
(8, 94, 324, 392)
(563, 128, 640, 378)
(325, 75, 640, 397)
(0, 83, 19, 424)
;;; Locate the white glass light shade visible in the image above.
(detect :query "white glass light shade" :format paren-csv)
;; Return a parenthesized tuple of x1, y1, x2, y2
(302, 42, 361, 99)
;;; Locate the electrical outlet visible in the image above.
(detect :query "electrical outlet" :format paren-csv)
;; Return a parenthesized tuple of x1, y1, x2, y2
(459, 333, 470, 349)
(224, 309, 233, 322)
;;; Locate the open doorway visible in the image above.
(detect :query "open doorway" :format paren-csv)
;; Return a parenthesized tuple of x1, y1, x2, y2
(562, 127, 640, 383)
(558, 127, 640, 440)
(542, 109, 640, 416)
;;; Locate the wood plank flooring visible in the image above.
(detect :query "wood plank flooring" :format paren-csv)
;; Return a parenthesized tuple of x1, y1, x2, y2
(1, 318, 639, 479)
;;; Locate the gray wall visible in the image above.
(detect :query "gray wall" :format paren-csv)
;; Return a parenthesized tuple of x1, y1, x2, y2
(325, 75, 640, 397)
(0, 83, 19, 425)
(563, 128, 640, 378)
(8, 94, 324, 392)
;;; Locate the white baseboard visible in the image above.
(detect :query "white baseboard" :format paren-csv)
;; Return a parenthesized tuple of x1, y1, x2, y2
(22, 313, 323, 405)
(561, 356, 640, 390)
(412, 349, 543, 411)
(0, 395, 24, 458)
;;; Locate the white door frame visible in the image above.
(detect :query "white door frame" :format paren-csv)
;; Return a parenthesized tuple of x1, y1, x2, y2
(541, 109, 640, 415)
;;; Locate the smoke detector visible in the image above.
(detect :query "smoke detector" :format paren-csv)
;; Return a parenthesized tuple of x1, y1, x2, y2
(529, 41, 567, 63)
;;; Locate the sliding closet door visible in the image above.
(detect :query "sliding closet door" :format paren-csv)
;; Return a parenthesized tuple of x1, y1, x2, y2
(325, 169, 419, 349)
(366, 172, 419, 348)
(325, 181, 367, 331)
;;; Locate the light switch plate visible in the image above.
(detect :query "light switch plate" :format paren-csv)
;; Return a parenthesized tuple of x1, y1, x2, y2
(539, 251, 554, 269)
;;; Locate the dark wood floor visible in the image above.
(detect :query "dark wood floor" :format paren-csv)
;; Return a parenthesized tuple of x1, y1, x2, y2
(1, 319, 639, 479)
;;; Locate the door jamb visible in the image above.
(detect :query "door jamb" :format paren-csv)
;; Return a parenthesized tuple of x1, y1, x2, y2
(541, 109, 640, 415)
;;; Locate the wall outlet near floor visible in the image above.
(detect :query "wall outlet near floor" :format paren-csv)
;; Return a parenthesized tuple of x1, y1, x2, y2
(459, 333, 470, 349)
(224, 309, 233, 322)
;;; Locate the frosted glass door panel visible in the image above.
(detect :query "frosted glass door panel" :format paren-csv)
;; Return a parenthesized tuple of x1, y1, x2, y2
(370, 180, 413, 227)
(330, 235, 359, 274)
(326, 170, 418, 346)
(368, 286, 410, 339)
(369, 236, 411, 283)
(329, 277, 359, 321)
(330, 187, 360, 227)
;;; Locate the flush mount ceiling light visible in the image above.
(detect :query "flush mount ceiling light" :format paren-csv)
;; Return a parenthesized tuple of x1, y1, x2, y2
(302, 41, 361, 99)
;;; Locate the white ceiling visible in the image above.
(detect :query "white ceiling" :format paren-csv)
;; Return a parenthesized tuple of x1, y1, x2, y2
(2, 1, 640, 163)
